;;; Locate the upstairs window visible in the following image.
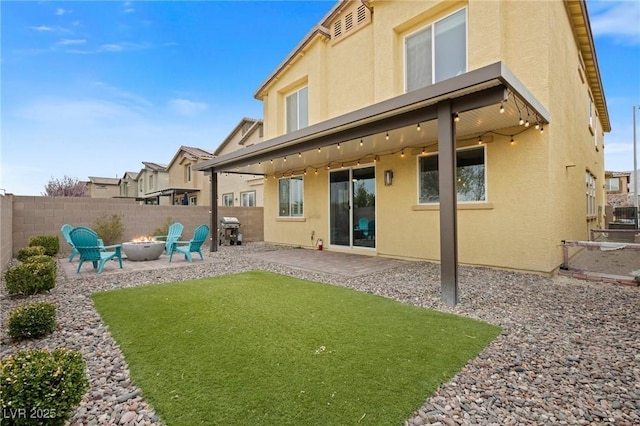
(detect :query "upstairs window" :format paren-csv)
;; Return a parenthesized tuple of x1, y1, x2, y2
(286, 87, 308, 133)
(279, 176, 304, 217)
(405, 8, 467, 92)
(241, 191, 256, 207)
(185, 165, 192, 182)
(222, 193, 233, 206)
(606, 178, 620, 192)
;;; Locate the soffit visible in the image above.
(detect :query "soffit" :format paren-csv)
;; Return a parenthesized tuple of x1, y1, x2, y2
(564, 0, 610, 131)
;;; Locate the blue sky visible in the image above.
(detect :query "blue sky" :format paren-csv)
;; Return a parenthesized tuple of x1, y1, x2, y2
(1, 1, 639, 196)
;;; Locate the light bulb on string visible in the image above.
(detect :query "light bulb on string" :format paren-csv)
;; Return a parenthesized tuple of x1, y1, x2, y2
(386, 132, 389, 140)
(360, 139, 363, 146)
(499, 102, 505, 114)
(417, 123, 421, 131)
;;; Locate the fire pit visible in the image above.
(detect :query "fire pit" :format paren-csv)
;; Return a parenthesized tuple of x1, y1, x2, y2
(121, 236, 165, 261)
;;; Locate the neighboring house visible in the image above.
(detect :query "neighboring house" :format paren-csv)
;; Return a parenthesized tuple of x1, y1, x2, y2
(119, 171, 139, 199)
(605, 171, 632, 207)
(195, 0, 610, 303)
(87, 176, 120, 198)
(214, 117, 265, 207)
(165, 146, 215, 206)
(137, 162, 170, 205)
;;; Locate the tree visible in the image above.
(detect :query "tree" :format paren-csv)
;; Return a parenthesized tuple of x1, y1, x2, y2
(42, 176, 88, 197)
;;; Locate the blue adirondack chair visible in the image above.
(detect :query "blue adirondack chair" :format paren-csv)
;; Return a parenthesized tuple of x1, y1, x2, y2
(169, 224, 210, 263)
(152, 222, 184, 255)
(69, 226, 123, 274)
(60, 224, 79, 262)
(61, 224, 105, 262)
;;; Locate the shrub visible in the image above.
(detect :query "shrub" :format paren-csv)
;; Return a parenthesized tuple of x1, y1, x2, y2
(153, 217, 175, 237)
(0, 348, 89, 426)
(24, 254, 55, 265)
(28, 235, 59, 256)
(16, 246, 46, 262)
(7, 302, 57, 339)
(94, 214, 124, 246)
(4, 258, 57, 296)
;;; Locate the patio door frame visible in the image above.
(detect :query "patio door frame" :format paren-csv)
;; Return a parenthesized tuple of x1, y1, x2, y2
(328, 164, 376, 250)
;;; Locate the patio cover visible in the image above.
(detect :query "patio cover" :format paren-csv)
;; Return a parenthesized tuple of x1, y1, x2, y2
(194, 61, 550, 305)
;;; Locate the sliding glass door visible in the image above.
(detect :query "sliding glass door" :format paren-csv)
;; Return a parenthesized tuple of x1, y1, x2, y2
(329, 166, 375, 248)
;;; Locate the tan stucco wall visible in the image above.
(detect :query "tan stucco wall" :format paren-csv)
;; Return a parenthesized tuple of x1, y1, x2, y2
(259, 0, 607, 274)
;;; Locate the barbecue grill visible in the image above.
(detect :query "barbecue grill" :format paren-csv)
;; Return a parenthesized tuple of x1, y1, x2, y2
(219, 216, 241, 245)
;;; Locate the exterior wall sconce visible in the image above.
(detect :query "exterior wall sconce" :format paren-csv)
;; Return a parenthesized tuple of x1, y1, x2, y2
(384, 170, 394, 186)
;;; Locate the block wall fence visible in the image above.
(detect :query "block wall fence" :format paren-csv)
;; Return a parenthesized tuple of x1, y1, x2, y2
(0, 195, 263, 271)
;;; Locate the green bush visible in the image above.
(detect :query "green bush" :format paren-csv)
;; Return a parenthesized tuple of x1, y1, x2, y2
(94, 214, 124, 246)
(16, 246, 46, 262)
(4, 258, 57, 296)
(7, 302, 57, 339)
(28, 235, 59, 256)
(0, 348, 89, 426)
(24, 255, 55, 265)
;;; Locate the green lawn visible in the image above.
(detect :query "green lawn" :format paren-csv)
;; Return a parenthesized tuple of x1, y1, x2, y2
(92, 271, 500, 425)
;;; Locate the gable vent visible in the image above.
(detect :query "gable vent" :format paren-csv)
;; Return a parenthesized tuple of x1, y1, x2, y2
(334, 20, 342, 38)
(345, 12, 354, 32)
(357, 5, 366, 23)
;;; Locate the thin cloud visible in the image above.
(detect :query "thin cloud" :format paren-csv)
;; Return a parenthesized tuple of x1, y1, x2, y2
(29, 25, 54, 32)
(167, 99, 209, 116)
(589, 1, 640, 45)
(56, 8, 71, 16)
(57, 39, 86, 46)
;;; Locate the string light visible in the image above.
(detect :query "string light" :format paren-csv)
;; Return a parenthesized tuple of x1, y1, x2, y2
(315, 169, 318, 175)
(386, 132, 389, 140)
(336, 143, 341, 150)
(270, 159, 273, 164)
(416, 123, 421, 131)
(540, 125, 544, 134)
(400, 149, 405, 158)
(298, 152, 302, 158)
(360, 139, 363, 146)
(510, 135, 515, 146)
(519, 116, 524, 126)
(478, 136, 483, 144)
(318, 147, 321, 153)
(535, 121, 540, 130)
(283, 157, 287, 162)
(454, 113, 460, 122)
(421, 147, 426, 155)
(499, 101, 505, 114)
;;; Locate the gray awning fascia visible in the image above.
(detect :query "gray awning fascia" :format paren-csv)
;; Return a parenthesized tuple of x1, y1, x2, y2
(195, 61, 549, 173)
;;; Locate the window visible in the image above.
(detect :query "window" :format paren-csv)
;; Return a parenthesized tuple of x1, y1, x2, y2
(185, 165, 192, 182)
(222, 193, 234, 206)
(405, 8, 466, 92)
(419, 146, 485, 203)
(278, 176, 304, 217)
(189, 196, 197, 206)
(586, 172, 596, 217)
(149, 174, 154, 190)
(286, 87, 308, 133)
(606, 178, 620, 192)
(241, 191, 256, 207)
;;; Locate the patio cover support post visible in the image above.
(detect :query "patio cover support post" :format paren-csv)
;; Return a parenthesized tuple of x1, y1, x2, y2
(210, 172, 218, 252)
(437, 100, 459, 306)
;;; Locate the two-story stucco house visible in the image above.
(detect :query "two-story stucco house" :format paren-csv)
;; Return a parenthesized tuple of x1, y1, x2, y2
(214, 117, 265, 207)
(195, 0, 610, 304)
(118, 171, 139, 199)
(137, 161, 170, 205)
(164, 146, 215, 206)
(87, 176, 120, 198)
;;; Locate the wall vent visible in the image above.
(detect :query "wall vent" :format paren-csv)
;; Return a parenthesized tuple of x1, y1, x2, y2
(345, 12, 354, 32)
(334, 20, 342, 38)
(357, 5, 366, 24)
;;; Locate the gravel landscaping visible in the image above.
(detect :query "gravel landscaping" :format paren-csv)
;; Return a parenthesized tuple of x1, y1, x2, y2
(1, 242, 639, 425)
